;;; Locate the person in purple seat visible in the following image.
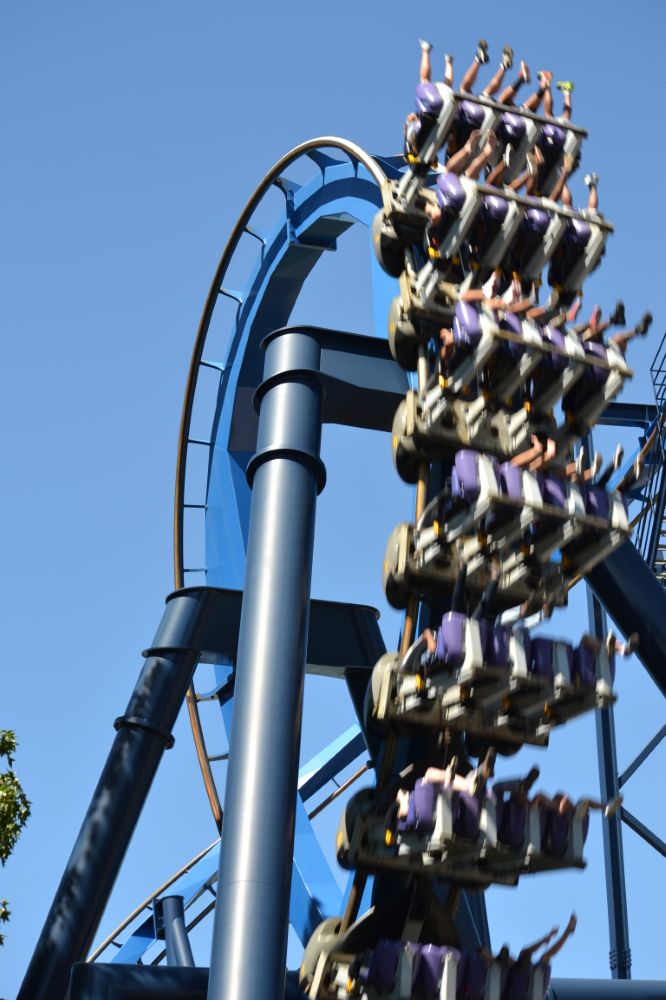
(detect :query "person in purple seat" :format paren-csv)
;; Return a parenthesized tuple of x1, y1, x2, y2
(573, 301, 653, 355)
(403, 39, 450, 164)
(498, 914, 577, 1000)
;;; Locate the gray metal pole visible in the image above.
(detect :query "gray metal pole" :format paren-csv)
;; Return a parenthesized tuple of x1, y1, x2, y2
(208, 328, 325, 1000)
(161, 895, 195, 968)
(19, 587, 223, 1000)
(587, 588, 632, 980)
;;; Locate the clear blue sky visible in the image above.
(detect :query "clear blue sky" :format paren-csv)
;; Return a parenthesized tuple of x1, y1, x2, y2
(2, 2, 665, 996)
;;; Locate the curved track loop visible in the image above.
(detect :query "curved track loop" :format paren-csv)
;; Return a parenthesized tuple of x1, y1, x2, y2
(173, 137, 389, 825)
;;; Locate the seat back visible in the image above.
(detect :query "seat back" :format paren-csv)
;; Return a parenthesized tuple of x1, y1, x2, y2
(452, 449, 482, 499)
(530, 638, 554, 679)
(415, 80, 444, 118)
(497, 794, 527, 849)
(584, 484, 610, 520)
(460, 950, 488, 1000)
(436, 611, 467, 668)
(411, 779, 437, 834)
(368, 939, 402, 991)
(436, 171, 466, 213)
(452, 301, 483, 351)
(453, 790, 481, 839)
(412, 944, 449, 998)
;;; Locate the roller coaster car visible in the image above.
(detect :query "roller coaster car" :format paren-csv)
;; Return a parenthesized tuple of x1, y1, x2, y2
(337, 778, 588, 887)
(391, 391, 530, 485)
(382, 521, 567, 613)
(388, 275, 454, 371)
(304, 938, 468, 1000)
(368, 619, 615, 746)
(415, 450, 630, 558)
(302, 935, 555, 1000)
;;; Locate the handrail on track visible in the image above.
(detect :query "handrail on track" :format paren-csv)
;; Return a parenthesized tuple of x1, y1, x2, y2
(173, 138, 389, 825)
(87, 837, 220, 963)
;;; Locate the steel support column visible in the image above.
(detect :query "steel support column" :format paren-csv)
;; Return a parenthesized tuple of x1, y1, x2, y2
(19, 587, 225, 1000)
(587, 589, 632, 980)
(208, 327, 325, 1000)
(160, 895, 195, 968)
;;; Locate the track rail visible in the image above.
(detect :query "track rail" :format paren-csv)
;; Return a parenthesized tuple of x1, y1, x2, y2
(173, 138, 388, 824)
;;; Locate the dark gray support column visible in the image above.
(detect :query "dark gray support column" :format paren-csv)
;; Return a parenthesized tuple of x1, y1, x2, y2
(19, 587, 225, 1000)
(208, 328, 325, 1000)
(587, 589, 632, 980)
(161, 895, 195, 968)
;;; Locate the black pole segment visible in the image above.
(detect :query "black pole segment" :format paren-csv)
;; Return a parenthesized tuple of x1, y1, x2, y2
(586, 540, 666, 698)
(19, 586, 227, 1000)
(208, 327, 324, 1000)
(69, 963, 309, 999)
(159, 895, 195, 967)
(587, 589, 632, 981)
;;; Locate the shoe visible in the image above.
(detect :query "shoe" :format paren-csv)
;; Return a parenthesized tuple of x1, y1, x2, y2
(419, 38, 432, 52)
(609, 300, 626, 326)
(605, 794, 623, 818)
(624, 631, 640, 655)
(502, 44, 514, 69)
(613, 443, 624, 470)
(445, 52, 454, 64)
(556, 80, 574, 93)
(504, 144, 513, 168)
(634, 454, 645, 481)
(636, 311, 653, 336)
(537, 69, 553, 87)
(519, 60, 530, 83)
(476, 39, 490, 64)
(584, 172, 600, 188)
(592, 452, 603, 477)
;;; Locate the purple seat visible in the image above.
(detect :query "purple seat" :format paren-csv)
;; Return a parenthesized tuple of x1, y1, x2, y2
(453, 790, 481, 839)
(503, 962, 531, 1000)
(496, 794, 527, 849)
(452, 449, 481, 500)
(436, 611, 467, 668)
(542, 325, 568, 372)
(499, 462, 523, 501)
(543, 810, 570, 856)
(458, 99, 485, 130)
(368, 939, 402, 991)
(412, 944, 450, 997)
(436, 171, 466, 213)
(541, 474, 567, 508)
(499, 311, 525, 360)
(460, 950, 488, 1000)
(479, 621, 510, 668)
(415, 80, 444, 118)
(584, 485, 610, 520)
(583, 340, 609, 383)
(453, 301, 483, 350)
(483, 193, 509, 224)
(567, 217, 591, 248)
(498, 111, 526, 144)
(411, 779, 437, 834)
(574, 642, 597, 688)
(530, 638, 554, 679)
(539, 122, 566, 151)
(525, 206, 550, 235)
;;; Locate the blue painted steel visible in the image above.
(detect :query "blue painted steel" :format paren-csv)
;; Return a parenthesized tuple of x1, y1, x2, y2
(160, 896, 195, 968)
(208, 328, 325, 1000)
(587, 589, 632, 981)
(19, 587, 227, 1000)
(298, 723, 365, 801)
(203, 158, 395, 591)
